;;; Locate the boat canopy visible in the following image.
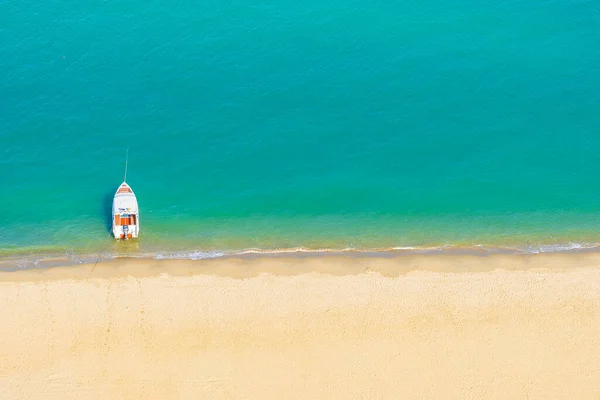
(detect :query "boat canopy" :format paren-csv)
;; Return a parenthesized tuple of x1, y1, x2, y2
(113, 195, 138, 214)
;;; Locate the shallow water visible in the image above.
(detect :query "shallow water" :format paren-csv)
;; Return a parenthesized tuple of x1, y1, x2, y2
(2, 0, 600, 261)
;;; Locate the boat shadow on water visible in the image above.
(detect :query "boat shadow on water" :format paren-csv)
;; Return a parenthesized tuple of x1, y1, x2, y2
(102, 190, 115, 235)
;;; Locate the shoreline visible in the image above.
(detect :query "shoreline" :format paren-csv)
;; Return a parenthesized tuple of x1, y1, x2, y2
(3, 250, 600, 282)
(3, 241, 600, 273)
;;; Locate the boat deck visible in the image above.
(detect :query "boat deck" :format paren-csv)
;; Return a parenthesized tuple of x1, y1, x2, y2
(114, 215, 136, 225)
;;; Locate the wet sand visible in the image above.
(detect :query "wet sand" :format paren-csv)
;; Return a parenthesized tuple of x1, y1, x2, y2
(2, 253, 600, 399)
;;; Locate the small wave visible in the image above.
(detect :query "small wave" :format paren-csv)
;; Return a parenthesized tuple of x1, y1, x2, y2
(154, 251, 225, 260)
(4, 241, 600, 271)
(521, 242, 599, 254)
(235, 247, 357, 255)
(146, 243, 600, 260)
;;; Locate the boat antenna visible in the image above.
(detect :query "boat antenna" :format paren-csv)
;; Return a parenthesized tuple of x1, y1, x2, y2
(124, 148, 129, 182)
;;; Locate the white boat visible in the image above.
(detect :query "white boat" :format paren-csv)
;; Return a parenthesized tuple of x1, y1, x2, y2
(112, 152, 139, 240)
(112, 182, 139, 240)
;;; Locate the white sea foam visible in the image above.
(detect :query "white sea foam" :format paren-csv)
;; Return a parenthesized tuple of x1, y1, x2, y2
(523, 242, 599, 254)
(236, 247, 353, 255)
(154, 251, 225, 260)
(4, 241, 600, 271)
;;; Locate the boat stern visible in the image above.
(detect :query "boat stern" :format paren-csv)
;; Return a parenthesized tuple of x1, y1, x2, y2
(112, 213, 139, 240)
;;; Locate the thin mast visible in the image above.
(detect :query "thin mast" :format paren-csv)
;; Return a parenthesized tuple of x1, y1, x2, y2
(124, 148, 129, 182)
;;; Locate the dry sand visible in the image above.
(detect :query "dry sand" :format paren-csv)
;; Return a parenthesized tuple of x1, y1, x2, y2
(1, 252, 600, 399)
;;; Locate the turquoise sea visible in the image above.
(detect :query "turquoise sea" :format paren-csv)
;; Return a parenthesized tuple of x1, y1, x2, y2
(2, 0, 600, 264)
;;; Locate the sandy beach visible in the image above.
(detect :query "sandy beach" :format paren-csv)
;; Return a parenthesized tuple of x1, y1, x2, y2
(2, 252, 600, 399)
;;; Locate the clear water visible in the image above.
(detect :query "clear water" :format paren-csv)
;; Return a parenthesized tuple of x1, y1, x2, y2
(2, 0, 600, 261)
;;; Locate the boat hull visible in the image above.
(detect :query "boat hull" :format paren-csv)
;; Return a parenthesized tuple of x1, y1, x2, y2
(112, 182, 140, 240)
